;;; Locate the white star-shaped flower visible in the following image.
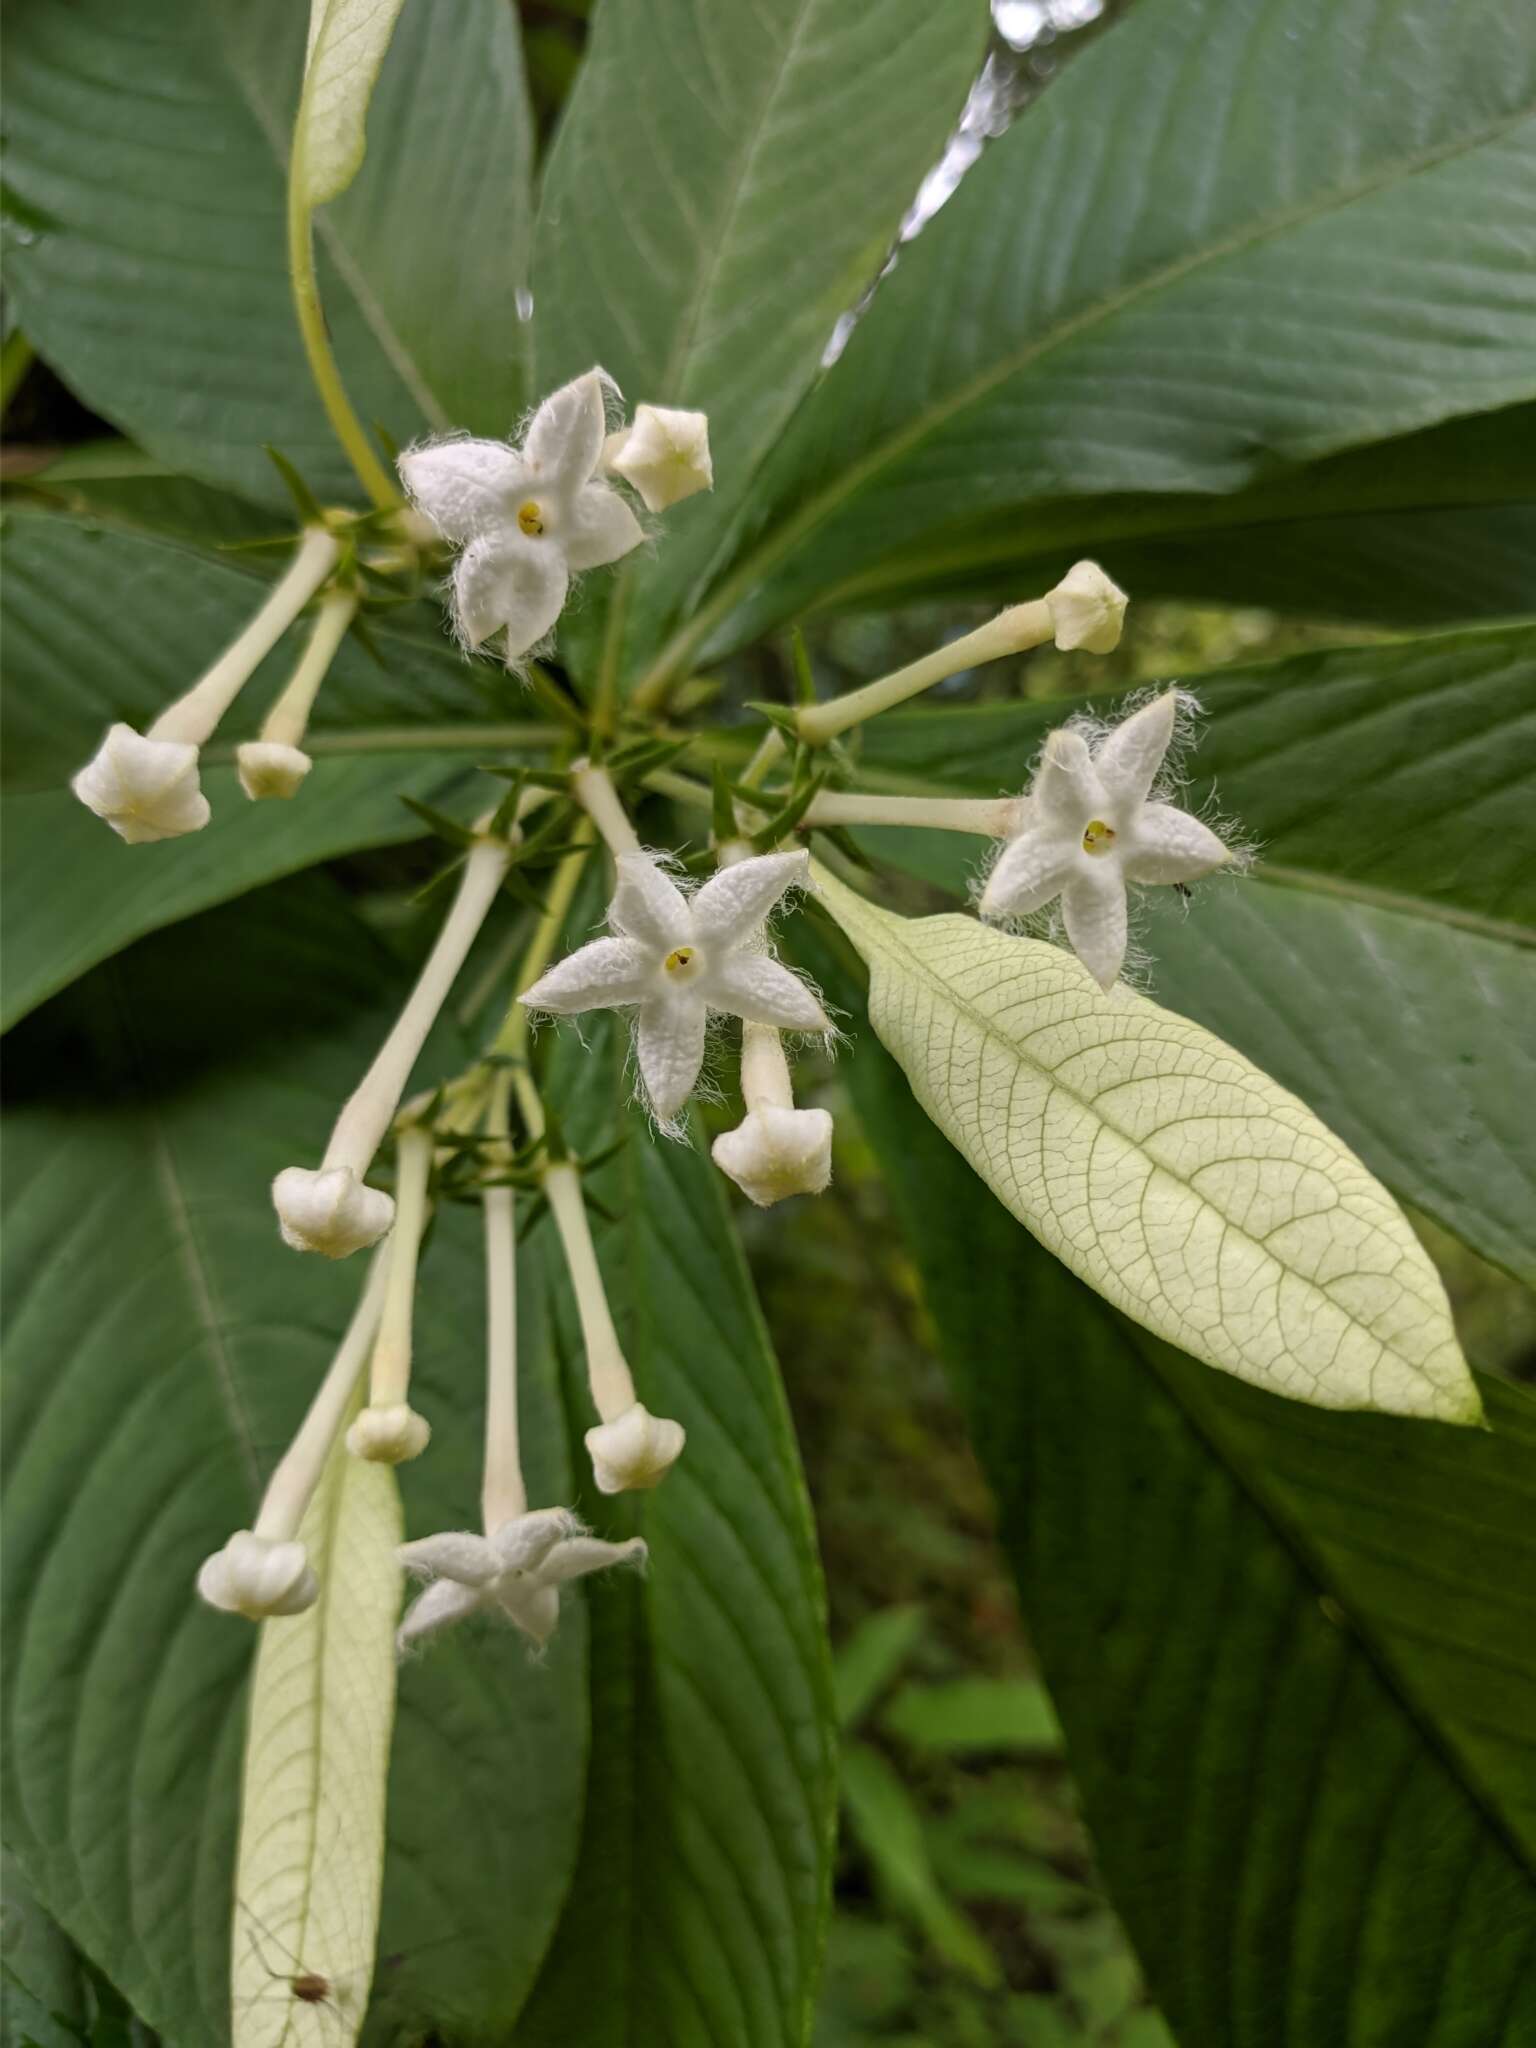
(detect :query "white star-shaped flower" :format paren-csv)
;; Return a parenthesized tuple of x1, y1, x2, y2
(71, 724, 210, 844)
(604, 404, 713, 512)
(395, 1507, 644, 1654)
(399, 368, 645, 664)
(522, 850, 828, 1123)
(979, 690, 1229, 989)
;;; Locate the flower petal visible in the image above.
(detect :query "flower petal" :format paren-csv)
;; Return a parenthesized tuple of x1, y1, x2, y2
(452, 535, 569, 658)
(702, 952, 828, 1032)
(524, 368, 612, 495)
(499, 1581, 562, 1647)
(563, 481, 646, 571)
(1031, 730, 1104, 833)
(538, 1535, 647, 1585)
(490, 1507, 580, 1573)
(398, 1531, 500, 1585)
(1092, 691, 1178, 812)
(979, 828, 1076, 920)
(399, 438, 526, 542)
(521, 935, 652, 1015)
(396, 1577, 483, 1651)
(610, 852, 690, 952)
(1061, 865, 1130, 990)
(1122, 802, 1229, 884)
(689, 849, 810, 950)
(635, 988, 707, 1121)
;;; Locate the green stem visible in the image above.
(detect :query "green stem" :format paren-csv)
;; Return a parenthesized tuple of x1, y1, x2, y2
(287, 190, 399, 513)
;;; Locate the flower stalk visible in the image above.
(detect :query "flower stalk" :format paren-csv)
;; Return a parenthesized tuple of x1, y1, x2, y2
(348, 1122, 434, 1462)
(544, 1160, 686, 1493)
(570, 759, 642, 858)
(238, 582, 359, 799)
(480, 1177, 526, 1532)
(153, 526, 343, 745)
(197, 1250, 389, 1618)
(287, 186, 399, 513)
(274, 829, 515, 1255)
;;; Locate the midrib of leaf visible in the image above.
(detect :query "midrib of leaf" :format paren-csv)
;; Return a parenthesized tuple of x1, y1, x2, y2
(111, 944, 263, 1498)
(286, 1442, 351, 2045)
(1250, 864, 1535, 949)
(636, 95, 1536, 692)
(829, 878, 1447, 1398)
(594, 0, 831, 706)
(228, 21, 451, 433)
(1124, 1322, 1536, 1879)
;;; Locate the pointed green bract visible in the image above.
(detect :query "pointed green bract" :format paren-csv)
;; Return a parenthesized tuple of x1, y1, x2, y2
(231, 1415, 400, 2048)
(813, 866, 1480, 1424)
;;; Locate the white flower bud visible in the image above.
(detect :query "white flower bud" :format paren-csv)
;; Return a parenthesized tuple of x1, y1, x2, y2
(712, 1105, 833, 1208)
(272, 1165, 395, 1259)
(585, 1401, 686, 1495)
(71, 724, 210, 843)
(604, 405, 713, 512)
(196, 1530, 317, 1619)
(237, 740, 313, 801)
(346, 1402, 431, 1464)
(1046, 560, 1128, 654)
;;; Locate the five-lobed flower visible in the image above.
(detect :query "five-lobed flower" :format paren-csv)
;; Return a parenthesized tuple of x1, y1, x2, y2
(396, 1507, 645, 1652)
(522, 848, 828, 1123)
(979, 690, 1229, 988)
(399, 368, 646, 665)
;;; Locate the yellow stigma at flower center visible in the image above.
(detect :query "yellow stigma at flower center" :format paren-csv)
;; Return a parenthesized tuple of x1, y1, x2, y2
(517, 500, 545, 537)
(663, 945, 699, 978)
(1082, 818, 1117, 855)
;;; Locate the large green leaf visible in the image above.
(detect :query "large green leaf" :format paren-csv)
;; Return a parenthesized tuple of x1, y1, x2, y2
(529, 0, 990, 689)
(3, 0, 532, 507)
(821, 937, 1536, 2046)
(3, 875, 837, 2045)
(632, 0, 1536, 680)
(843, 626, 1536, 1280)
(0, 511, 553, 1030)
(511, 1004, 838, 2048)
(736, 404, 1536, 628)
(1, 883, 589, 2046)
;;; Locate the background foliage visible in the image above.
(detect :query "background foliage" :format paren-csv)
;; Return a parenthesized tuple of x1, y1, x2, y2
(3, 0, 1534, 2043)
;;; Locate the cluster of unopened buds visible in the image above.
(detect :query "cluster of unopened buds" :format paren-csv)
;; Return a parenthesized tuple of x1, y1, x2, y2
(71, 367, 1234, 1654)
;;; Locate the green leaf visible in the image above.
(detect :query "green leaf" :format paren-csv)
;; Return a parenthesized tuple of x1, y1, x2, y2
(839, 1744, 999, 1988)
(2, 1851, 88, 2044)
(1, 882, 588, 2044)
(833, 1606, 927, 1731)
(881, 1679, 1062, 1756)
(529, 0, 991, 686)
(846, 624, 1536, 1280)
(639, 0, 1536, 676)
(812, 864, 1481, 1424)
(510, 1006, 837, 2048)
(3, 0, 533, 506)
(0, 512, 556, 1030)
(231, 1407, 400, 2048)
(830, 966, 1536, 2044)
(294, 0, 409, 210)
